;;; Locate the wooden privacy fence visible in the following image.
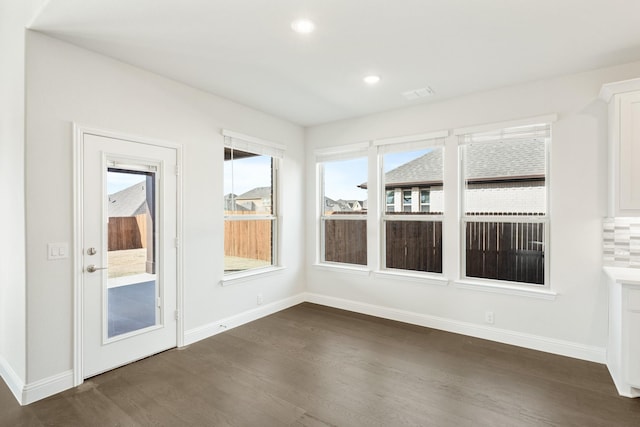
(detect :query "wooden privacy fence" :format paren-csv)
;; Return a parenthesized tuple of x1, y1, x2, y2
(108, 214, 149, 251)
(224, 216, 272, 262)
(324, 219, 443, 270)
(324, 219, 367, 265)
(465, 221, 544, 285)
(385, 221, 442, 273)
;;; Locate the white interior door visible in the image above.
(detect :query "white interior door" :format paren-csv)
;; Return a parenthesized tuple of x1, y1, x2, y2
(81, 132, 178, 378)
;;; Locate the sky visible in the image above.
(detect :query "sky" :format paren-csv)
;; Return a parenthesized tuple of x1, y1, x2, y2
(384, 148, 431, 172)
(323, 158, 368, 201)
(107, 171, 146, 194)
(224, 155, 272, 196)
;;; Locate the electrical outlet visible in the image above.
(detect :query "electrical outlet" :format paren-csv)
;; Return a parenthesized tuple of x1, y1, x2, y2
(485, 311, 495, 325)
(257, 293, 263, 305)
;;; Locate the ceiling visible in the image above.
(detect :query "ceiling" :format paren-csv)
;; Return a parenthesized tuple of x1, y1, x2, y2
(29, 0, 640, 126)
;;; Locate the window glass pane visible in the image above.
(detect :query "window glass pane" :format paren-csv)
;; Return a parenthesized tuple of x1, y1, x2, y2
(224, 147, 274, 273)
(385, 220, 442, 273)
(383, 148, 443, 215)
(324, 219, 367, 265)
(461, 127, 548, 286)
(224, 219, 273, 273)
(381, 146, 443, 273)
(462, 139, 546, 216)
(321, 157, 367, 265)
(107, 169, 158, 338)
(465, 221, 544, 285)
(224, 148, 273, 215)
(322, 157, 367, 214)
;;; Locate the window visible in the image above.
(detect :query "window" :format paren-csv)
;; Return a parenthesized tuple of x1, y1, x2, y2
(318, 148, 368, 266)
(378, 134, 446, 274)
(420, 189, 430, 212)
(223, 131, 284, 275)
(403, 190, 412, 212)
(459, 122, 549, 286)
(386, 190, 395, 212)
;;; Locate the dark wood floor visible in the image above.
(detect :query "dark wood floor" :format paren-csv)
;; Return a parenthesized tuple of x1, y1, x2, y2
(2, 302, 640, 426)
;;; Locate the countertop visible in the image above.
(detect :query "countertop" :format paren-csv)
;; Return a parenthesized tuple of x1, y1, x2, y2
(604, 266, 640, 285)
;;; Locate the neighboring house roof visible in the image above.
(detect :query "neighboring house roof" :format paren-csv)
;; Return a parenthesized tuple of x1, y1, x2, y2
(384, 148, 443, 187)
(465, 140, 545, 181)
(224, 193, 248, 211)
(108, 182, 149, 217)
(360, 140, 544, 188)
(325, 197, 365, 212)
(236, 186, 272, 200)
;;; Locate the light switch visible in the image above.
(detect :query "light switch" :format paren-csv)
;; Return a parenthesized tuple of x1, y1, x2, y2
(48, 242, 69, 260)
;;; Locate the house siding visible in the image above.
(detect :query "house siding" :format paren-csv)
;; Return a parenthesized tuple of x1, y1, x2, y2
(465, 181, 546, 215)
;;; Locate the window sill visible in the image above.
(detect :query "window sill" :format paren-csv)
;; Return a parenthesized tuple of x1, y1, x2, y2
(221, 266, 285, 286)
(373, 270, 448, 286)
(312, 263, 371, 276)
(453, 279, 556, 300)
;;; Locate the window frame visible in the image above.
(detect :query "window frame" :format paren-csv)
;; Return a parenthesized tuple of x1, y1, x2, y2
(315, 143, 369, 269)
(377, 132, 447, 276)
(222, 130, 285, 282)
(457, 120, 552, 289)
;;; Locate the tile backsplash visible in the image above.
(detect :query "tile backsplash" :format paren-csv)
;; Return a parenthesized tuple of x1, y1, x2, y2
(603, 218, 640, 268)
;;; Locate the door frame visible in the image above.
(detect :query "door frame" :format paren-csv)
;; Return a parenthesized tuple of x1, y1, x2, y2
(72, 124, 184, 386)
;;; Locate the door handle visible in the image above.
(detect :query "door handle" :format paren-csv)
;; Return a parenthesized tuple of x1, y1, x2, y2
(86, 264, 108, 273)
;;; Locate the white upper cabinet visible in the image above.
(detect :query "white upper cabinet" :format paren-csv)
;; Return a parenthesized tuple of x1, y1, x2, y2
(601, 78, 640, 217)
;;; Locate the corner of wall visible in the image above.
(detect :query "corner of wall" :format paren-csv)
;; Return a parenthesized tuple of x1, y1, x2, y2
(184, 293, 307, 346)
(0, 355, 25, 405)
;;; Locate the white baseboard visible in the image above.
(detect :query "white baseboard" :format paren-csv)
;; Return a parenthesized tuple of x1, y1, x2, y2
(305, 293, 607, 364)
(22, 370, 74, 405)
(184, 293, 306, 346)
(0, 355, 25, 405)
(607, 363, 640, 398)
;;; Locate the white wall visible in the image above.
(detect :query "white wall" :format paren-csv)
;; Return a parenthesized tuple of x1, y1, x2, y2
(0, 0, 46, 396)
(305, 61, 640, 357)
(24, 32, 305, 385)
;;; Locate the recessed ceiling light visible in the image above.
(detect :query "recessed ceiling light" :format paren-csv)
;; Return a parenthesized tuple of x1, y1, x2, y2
(364, 75, 381, 85)
(291, 19, 315, 34)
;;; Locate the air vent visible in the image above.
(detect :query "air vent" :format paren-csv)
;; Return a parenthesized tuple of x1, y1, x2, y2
(402, 86, 435, 100)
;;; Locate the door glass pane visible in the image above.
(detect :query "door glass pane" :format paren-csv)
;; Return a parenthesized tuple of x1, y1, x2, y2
(107, 169, 158, 338)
